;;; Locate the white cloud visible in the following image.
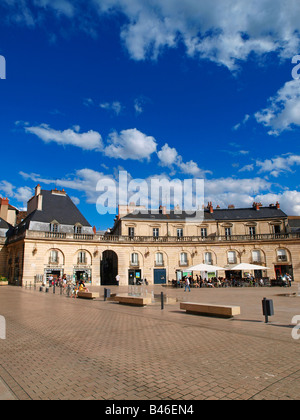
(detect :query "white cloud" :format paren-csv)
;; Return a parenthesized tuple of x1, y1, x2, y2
(157, 144, 179, 167)
(4, 1, 300, 70)
(233, 114, 250, 131)
(239, 164, 254, 173)
(104, 128, 157, 161)
(157, 143, 211, 178)
(34, 0, 75, 18)
(100, 101, 123, 115)
(255, 80, 300, 135)
(20, 169, 108, 204)
(255, 190, 300, 216)
(0, 180, 33, 207)
(25, 124, 104, 151)
(256, 154, 300, 177)
(93, 0, 300, 70)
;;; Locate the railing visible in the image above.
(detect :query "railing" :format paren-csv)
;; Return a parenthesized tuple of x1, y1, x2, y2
(5, 230, 300, 245)
(45, 232, 67, 239)
(100, 233, 300, 243)
(74, 234, 94, 240)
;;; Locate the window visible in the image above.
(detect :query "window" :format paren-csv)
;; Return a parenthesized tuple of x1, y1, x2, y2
(228, 251, 237, 264)
(50, 223, 59, 233)
(204, 252, 212, 265)
(177, 228, 183, 238)
(249, 227, 256, 236)
(78, 251, 86, 264)
(131, 253, 139, 266)
(180, 252, 188, 266)
(274, 225, 281, 235)
(153, 228, 159, 238)
(225, 227, 232, 237)
(155, 253, 164, 266)
(252, 250, 261, 263)
(128, 227, 135, 238)
(50, 250, 58, 264)
(201, 228, 207, 238)
(277, 249, 287, 262)
(74, 225, 82, 234)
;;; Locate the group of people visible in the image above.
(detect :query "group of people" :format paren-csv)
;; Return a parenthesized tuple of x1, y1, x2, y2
(281, 273, 293, 287)
(47, 274, 89, 297)
(172, 274, 272, 290)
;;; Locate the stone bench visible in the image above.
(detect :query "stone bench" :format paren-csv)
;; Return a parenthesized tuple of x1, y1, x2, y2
(77, 291, 99, 300)
(180, 302, 241, 318)
(115, 295, 152, 306)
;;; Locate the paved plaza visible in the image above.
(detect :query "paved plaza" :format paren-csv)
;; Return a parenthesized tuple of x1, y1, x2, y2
(0, 284, 300, 400)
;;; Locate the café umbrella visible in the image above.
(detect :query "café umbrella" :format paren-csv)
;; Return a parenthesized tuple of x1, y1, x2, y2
(229, 263, 271, 271)
(187, 263, 226, 272)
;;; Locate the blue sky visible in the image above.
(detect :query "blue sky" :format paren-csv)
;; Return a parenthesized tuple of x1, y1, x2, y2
(0, 0, 300, 230)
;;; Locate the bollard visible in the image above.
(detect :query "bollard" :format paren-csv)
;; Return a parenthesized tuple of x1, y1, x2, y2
(104, 288, 111, 301)
(45, 288, 49, 293)
(161, 292, 164, 310)
(262, 298, 274, 324)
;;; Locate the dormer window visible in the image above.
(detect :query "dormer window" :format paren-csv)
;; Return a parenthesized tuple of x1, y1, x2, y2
(50, 222, 59, 233)
(74, 225, 82, 234)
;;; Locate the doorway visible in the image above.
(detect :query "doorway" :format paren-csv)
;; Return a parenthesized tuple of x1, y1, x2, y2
(101, 250, 118, 285)
(154, 269, 167, 285)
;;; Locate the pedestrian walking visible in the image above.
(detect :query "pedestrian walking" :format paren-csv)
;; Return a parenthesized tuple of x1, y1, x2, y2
(184, 277, 191, 292)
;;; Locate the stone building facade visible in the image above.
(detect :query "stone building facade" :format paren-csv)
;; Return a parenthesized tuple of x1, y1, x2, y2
(0, 186, 300, 286)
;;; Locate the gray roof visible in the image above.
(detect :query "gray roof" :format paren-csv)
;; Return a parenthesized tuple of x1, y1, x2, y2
(15, 190, 91, 232)
(122, 207, 288, 222)
(288, 218, 300, 232)
(0, 218, 10, 229)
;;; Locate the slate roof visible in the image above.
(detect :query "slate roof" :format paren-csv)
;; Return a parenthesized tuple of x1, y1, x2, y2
(288, 217, 300, 232)
(0, 218, 11, 229)
(14, 190, 91, 233)
(122, 206, 288, 222)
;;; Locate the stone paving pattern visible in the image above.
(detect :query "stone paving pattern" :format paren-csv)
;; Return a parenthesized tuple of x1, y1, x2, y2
(0, 285, 300, 400)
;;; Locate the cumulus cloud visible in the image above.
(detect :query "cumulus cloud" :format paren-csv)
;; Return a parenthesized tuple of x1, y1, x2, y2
(157, 144, 179, 167)
(3, 1, 300, 70)
(93, 0, 300, 69)
(25, 124, 104, 151)
(157, 143, 211, 178)
(0, 180, 33, 208)
(104, 128, 158, 161)
(255, 80, 300, 135)
(238, 154, 300, 177)
(24, 123, 158, 161)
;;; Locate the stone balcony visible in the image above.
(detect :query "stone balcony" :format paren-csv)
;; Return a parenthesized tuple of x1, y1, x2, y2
(5, 230, 300, 245)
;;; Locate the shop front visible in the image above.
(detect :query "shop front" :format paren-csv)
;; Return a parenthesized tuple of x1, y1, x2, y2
(128, 269, 142, 285)
(44, 268, 63, 285)
(74, 267, 92, 283)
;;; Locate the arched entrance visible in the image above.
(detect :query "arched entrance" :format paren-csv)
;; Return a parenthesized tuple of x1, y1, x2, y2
(101, 250, 118, 285)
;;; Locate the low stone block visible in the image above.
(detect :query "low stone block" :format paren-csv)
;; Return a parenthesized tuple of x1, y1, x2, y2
(115, 295, 152, 306)
(78, 291, 99, 299)
(180, 302, 241, 318)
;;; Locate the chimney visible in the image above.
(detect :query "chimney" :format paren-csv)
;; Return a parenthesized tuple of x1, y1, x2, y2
(0, 197, 9, 221)
(35, 184, 41, 196)
(276, 202, 280, 210)
(253, 202, 262, 211)
(93, 226, 97, 234)
(159, 205, 167, 215)
(228, 205, 235, 209)
(208, 202, 213, 214)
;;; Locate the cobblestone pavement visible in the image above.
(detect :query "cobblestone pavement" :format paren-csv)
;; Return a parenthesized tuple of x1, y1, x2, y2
(0, 284, 300, 400)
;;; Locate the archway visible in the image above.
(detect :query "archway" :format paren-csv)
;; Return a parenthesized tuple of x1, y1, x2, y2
(101, 250, 118, 285)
